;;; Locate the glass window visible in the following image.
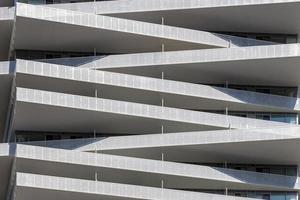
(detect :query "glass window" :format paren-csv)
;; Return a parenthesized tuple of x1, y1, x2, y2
(256, 114, 271, 121)
(286, 168, 297, 176)
(271, 114, 297, 124)
(256, 193, 270, 200)
(256, 88, 271, 94)
(256, 167, 270, 173)
(271, 194, 285, 200)
(286, 194, 297, 200)
(270, 168, 285, 176)
(271, 115, 287, 123)
(28, 0, 46, 4)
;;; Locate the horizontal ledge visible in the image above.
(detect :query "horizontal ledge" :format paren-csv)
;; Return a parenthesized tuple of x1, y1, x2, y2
(16, 172, 260, 200)
(45, 0, 300, 15)
(15, 87, 294, 130)
(77, 127, 300, 151)
(83, 44, 300, 69)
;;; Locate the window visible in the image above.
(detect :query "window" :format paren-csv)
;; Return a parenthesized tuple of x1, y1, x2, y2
(256, 167, 270, 173)
(46, 135, 61, 141)
(28, 0, 46, 4)
(256, 114, 271, 121)
(271, 194, 285, 200)
(256, 88, 271, 94)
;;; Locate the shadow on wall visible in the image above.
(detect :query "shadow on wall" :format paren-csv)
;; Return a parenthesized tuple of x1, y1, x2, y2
(213, 33, 277, 47)
(37, 55, 106, 67)
(214, 86, 298, 110)
(215, 166, 298, 189)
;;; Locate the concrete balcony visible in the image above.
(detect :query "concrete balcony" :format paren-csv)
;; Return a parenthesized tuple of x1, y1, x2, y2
(46, 0, 300, 34)
(81, 43, 300, 86)
(0, 7, 14, 21)
(75, 127, 300, 165)
(16, 172, 262, 200)
(0, 144, 299, 192)
(14, 59, 300, 113)
(12, 87, 296, 135)
(14, 3, 230, 54)
(0, 1, 299, 200)
(32, 2, 278, 48)
(0, 61, 12, 75)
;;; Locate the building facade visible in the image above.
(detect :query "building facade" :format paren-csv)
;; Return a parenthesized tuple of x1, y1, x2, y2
(1, 0, 300, 200)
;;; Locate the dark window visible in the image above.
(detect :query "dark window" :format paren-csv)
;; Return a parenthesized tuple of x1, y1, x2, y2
(46, 135, 61, 140)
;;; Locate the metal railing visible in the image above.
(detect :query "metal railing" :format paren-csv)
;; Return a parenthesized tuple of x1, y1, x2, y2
(16, 2, 230, 48)
(16, 87, 297, 130)
(0, 7, 14, 20)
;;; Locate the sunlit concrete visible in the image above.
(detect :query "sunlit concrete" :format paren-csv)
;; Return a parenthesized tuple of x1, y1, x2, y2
(9, 144, 300, 191)
(13, 3, 230, 54)
(47, 0, 300, 35)
(82, 44, 300, 86)
(1, 144, 298, 193)
(0, 7, 14, 20)
(16, 172, 262, 200)
(1, 1, 300, 199)
(12, 87, 296, 137)
(79, 127, 300, 152)
(76, 127, 300, 166)
(14, 60, 300, 113)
